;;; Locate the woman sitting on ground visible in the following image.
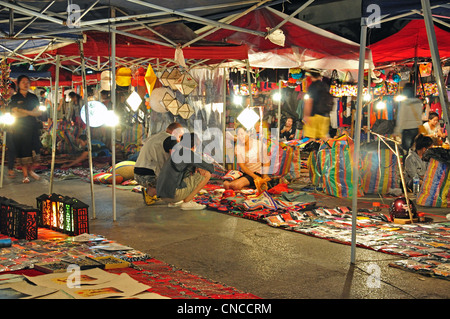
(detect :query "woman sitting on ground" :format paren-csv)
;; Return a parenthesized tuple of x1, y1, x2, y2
(223, 126, 271, 191)
(404, 134, 433, 191)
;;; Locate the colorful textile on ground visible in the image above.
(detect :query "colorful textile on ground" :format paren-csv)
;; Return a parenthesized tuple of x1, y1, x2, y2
(417, 158, 450, 207)
(0, 229, 259, 299)
(107, 259, 260, 299)
(196, 185, 450, 281)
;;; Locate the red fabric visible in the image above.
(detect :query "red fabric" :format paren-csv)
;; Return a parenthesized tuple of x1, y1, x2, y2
(50, 31, 248, 61)
(204, 8, 362, 61)
(369, 20, 450, 65)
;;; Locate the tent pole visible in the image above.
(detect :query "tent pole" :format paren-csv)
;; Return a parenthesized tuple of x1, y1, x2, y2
(49, 54, 60, 194)
(246, 59, 253, 107)
(351, 18, 367, 264)
(78, 40, 96, 220)
(111, 7, 117, 222)
(277, 80, 281, 141)
(0, 131, 6, 188)
(367, 52, 372, 142)
(222, 67, 227, 166)
(421, 0, 450, 132)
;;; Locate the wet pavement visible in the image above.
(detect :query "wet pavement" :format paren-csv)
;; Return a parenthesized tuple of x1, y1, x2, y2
(0, 175, 449, 299)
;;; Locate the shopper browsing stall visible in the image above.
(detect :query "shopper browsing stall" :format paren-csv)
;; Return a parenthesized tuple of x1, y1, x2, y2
(134, 122, 183, 205)
(156, 133, 214, 210)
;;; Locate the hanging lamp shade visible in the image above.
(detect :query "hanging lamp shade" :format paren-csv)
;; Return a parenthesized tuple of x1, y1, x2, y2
(159, 69, 170, 87)
(167, 68, 182, 91)
(145, 64, 157, 95)
(175, 72, 198, 95)
(100, 71, 112, 91)
(167, 98, 181, 115)
(116, 67, 132, 87)
(177, 103, 195, 119)
(148, 87, 169, 113)
(131, 67, 146, 87)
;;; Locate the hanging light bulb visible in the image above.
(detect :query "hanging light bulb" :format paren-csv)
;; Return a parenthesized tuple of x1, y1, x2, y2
(394, 95, 406, 102)
(233, 95, 243, 106)
(363, 93, 372, 102)
(104, 110, 119, 127)
(376, 101, 386, 110)
(272, 92, 281, 102)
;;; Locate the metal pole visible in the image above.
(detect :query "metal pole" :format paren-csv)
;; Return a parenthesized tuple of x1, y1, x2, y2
(49, 54, 60, 194)
(421, 0, 450, 132)
(0, 131, 6, 188)
(78, 40, 96, 219)
(277, 80, 281, 141)
(246, 59, 253, 107)
(222, 67, 227, 166)
(351, 18, 367, 264)
(111, 7, 117, 222)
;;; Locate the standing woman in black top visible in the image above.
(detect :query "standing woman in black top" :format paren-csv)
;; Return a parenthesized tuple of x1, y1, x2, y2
(10, 75, 42, 183)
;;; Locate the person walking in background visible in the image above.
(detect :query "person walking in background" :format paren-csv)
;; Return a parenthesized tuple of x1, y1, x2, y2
(302, 69, 333, 142)
(10, 75, 42, 183)
(394, 83, 423, 151)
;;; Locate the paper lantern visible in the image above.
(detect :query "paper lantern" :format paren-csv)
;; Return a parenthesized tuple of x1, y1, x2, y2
(177, 103, 195, 119)
(0, 197, 37, 240)
(159, 69, 170, 87)
(100, 70, 112, 91)
(116, 67, 132, 86)
(175, 72, 198, 95)
(167, 68, 182, 91)
(80, 101, 108, 127)
(131, 67, 146, 87)
(149, 87, 169, 113)
(126, 91, 142, 112)
(36, 194, 89, 236)
(167, 98, 181, 115)
(145, 64, 157, 95)
(162, 90, 176, 108)
(237, 107, 260, 130)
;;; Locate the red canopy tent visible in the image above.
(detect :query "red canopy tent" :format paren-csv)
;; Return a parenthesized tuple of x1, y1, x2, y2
(203, 7, 372, 70)
(368, 20, 450, 66)
(48, 31, 249, 63)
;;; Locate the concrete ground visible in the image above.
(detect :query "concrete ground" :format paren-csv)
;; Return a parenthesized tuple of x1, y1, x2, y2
(1, 174, 449, 300)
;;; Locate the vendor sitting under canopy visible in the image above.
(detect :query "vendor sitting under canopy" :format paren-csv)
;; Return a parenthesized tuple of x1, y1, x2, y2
(223, 126, 271, 191)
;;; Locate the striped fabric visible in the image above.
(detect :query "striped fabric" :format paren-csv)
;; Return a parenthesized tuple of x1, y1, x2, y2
(417, 158, 450, 207)
(308, 135, 364, 198)
(360, 149, 399, 194)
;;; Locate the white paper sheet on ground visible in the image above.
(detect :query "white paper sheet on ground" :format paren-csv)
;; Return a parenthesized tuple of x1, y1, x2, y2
(60, 273, 151, 299)
(119, 292, 170, 299)
(0, 280, 57, 299)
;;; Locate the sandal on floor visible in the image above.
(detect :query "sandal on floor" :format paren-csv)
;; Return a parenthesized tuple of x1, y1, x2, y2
(22, 177, 30, 183)
(8, 172, 15, 179)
